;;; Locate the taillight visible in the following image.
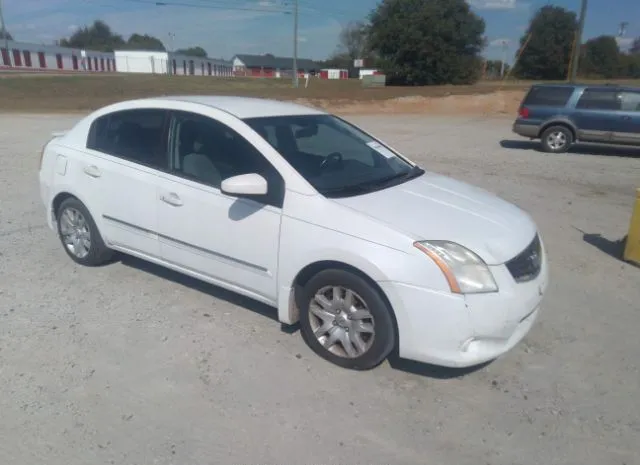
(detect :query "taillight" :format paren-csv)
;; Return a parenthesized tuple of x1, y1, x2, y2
(519, 107, 530, 118)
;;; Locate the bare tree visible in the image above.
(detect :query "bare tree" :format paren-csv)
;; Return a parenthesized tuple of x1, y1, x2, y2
(337, 21, 369, 60)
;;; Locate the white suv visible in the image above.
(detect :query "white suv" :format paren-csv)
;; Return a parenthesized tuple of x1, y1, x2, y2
(39, 96, 548, 370)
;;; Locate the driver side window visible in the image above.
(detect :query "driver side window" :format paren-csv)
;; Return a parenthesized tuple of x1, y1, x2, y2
(168, 111, 285, 208)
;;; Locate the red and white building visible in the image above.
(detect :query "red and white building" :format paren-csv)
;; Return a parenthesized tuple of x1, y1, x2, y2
(0, 40, 115, 73)
(232, 54, 319, 78)
(319, 68, 349, 80)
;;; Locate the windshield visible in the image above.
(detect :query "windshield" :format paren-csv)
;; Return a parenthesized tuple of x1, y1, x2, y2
(243, 114, 424, 197)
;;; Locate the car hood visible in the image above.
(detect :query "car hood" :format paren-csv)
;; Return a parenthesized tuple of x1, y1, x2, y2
(331, 172, 537, 265)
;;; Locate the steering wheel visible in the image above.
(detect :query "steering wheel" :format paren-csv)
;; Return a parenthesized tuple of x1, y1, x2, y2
(319, 151, 343, 170)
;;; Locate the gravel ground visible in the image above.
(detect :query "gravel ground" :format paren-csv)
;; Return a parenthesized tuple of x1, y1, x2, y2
(1, 113, 639, 465)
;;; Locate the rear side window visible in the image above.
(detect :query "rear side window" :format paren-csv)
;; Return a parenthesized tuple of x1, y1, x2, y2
(87, 109, 169, 170)
(619, 91, 640, 112)
(575, 88, 621, 111)
(523, 86, 574, 107)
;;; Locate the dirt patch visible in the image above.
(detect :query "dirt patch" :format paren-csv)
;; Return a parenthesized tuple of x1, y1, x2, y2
(0, 74, 636, 116)
(0, 74, 529, 116)
(303, 90, 526, 116)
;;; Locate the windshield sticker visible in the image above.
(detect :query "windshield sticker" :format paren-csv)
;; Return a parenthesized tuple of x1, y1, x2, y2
(367, 141, 396, 159)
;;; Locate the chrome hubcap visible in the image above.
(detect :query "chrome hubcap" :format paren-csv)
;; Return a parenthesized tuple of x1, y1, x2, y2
(59, 207, 91, 259)
(547, 131, 567, 150)
(309, 286, 375, 359)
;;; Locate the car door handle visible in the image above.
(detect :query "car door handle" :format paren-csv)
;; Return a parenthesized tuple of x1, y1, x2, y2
(83, 165, 101, 178)
(160, 192, 183, 207)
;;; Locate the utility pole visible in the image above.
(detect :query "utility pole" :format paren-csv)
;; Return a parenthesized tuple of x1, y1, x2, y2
(619, 21, 628, 38)
(167, 32, 175, 75)
(292, 0, 298, 88)
(0, 0, 10, 67)
(569, 0, 588, 82)
(500, 40, 508, 78)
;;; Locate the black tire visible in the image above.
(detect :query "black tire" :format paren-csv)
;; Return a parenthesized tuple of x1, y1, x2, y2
(298, 269, 396, 370)
(56, 197, 114, 266)
(540, 125, 573, 153)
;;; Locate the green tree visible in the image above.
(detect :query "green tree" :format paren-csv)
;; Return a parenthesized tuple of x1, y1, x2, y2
(0, 29, 12, 40)
(317, 54, 351, 70)
(513, 5, 577, 80)
(58, 20, 125, 51)
(125, 33, 165, 51)
(580, 35, 620, 78)
(630, 37, 640, 55)
(619, 52, 640, 78)
(484, 59, 510, 79)
(174, 46, 207, 57)
(367, 0, 485, 85)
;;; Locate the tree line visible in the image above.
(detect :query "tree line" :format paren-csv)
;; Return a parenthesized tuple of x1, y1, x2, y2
(320, 0, 640, 84)
(1, 20, 207, 57)
(57, 20, 208, 57)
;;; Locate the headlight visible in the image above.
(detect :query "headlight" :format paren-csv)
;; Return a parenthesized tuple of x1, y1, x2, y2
(414, 241, 498, 294)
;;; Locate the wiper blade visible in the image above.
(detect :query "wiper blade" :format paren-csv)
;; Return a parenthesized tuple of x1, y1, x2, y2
(319, 184, 371, 197)
(356, 165, 424, 189)
(319, 166, 424, 198)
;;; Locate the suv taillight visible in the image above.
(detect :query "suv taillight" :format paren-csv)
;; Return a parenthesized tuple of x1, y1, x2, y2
(519, 107, 530, 118)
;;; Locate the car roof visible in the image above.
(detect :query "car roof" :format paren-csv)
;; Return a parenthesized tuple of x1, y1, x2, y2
(147, 95, 327, 119)
(531, 82, 640, 92)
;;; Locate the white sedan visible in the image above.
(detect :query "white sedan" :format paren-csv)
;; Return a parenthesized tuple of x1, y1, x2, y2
(38, 96, 548, 370)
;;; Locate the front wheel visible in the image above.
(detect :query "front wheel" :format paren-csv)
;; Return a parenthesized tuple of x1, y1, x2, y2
(298, 269, 396, 370)
(540, 125, 573, 153)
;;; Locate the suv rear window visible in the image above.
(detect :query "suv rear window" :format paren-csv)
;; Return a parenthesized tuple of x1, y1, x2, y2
(575, 88, 621, 110)
(522, 86, 574, 107)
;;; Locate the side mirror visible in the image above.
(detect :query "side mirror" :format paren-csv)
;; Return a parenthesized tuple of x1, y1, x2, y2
(221, 173, 268, 196)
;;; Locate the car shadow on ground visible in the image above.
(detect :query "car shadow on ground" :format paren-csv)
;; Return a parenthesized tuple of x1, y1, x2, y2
(118, 253, 495, 378)
(579, 230, 640, 268)
(118, 254, 299, 334)
(500, 139, 640, 158)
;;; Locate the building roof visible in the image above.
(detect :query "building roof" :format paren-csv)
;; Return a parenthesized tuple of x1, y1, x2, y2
(1, 39, 114, 57)
(156, 95, 326, 118)
(233, 54, 319, 71)
(113, 49, 232, 65)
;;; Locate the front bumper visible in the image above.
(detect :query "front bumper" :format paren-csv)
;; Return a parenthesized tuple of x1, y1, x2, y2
(379, 245, 549, 368)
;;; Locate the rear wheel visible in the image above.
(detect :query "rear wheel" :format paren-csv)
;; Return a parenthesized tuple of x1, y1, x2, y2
(540, 125, 573, 153)
(298, 269, 395, 370)
(56, 197, 114, 266)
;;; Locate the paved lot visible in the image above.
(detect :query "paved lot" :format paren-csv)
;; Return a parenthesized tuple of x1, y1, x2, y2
(1, 113, 639, 465)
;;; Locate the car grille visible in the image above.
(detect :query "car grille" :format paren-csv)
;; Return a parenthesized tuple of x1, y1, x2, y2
(505, 234, 543, 283)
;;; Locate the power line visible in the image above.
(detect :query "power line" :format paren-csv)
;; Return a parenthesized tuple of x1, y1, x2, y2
(296, 0, 363, 18)
(117, 0, 291, 14)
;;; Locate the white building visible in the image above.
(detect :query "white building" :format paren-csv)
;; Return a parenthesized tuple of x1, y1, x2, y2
(114, 50, 233, 77)
(359, 68, 380, 79)
(0, 40, 115, 72)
